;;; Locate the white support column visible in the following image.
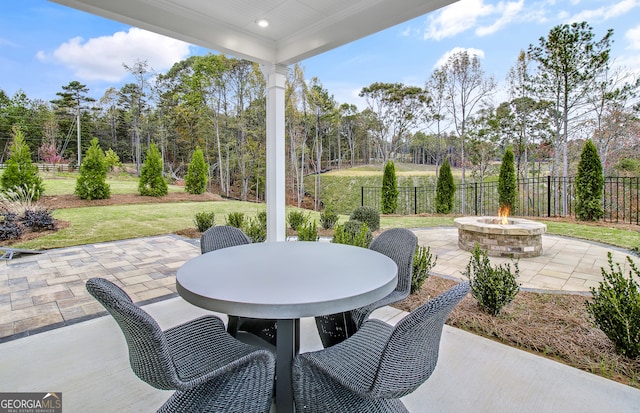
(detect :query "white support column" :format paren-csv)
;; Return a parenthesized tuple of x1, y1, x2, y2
(262, 63, 288, 242)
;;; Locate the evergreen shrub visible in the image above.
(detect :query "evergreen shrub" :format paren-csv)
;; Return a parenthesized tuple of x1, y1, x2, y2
(287, 210, 308, 231)
(319, 206, 339, 230)
(226, 212, 245, 228)
(296, 220, 318, 241)
(585, 252, 640, 358)
(243, 212, 267, 243)
(193, 211, 215, 232)
(411, 245, 437, 293)
(75, 138, 111, 200)
(138, 143, 168, 197)
(350, 206, 379, 232)
(185, 147, 208, 194)
(381, 160, 398, 214)
(332, 220, 372, 248)
(498, 146, 517, 210)
(463, 243, 520, 316)
(435, 159, 455, 214)
(1, 126, 44, 200)
(576, 139, 604, 221)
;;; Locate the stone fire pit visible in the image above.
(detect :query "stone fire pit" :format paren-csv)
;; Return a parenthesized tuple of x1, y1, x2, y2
(454, 216, 547, 258)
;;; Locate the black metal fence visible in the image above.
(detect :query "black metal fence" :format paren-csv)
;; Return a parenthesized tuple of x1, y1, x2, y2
(0, 163, 74, 172)
(362, 176, 640, 225)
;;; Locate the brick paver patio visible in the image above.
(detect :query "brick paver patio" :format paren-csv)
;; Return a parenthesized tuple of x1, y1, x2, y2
(1, 229, 636, 342)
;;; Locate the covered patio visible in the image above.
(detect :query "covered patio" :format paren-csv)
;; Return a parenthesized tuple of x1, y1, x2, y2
(1, 293, 638, 412)
(3, 1, 639, 411)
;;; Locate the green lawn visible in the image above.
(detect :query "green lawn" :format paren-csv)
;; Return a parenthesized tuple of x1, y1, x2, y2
(42, 176, 184, 195)
(4, 170, 639, 251)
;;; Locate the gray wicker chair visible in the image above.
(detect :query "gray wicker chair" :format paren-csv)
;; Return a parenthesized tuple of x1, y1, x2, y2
(294, 281, 470, 413)
(200, 225, 278, 346)
(86, 277, 275, 413)
(315, 228, 418, 347)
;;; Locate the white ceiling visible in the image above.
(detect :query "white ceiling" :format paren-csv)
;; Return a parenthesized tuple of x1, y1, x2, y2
(50, 0, 457, 66)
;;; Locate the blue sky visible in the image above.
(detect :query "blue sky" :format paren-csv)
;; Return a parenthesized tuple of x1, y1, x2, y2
(1, 0, 639, 110)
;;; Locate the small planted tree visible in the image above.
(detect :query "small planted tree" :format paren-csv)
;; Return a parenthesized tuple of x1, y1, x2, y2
(319, 206, 339, 230)
(498, 146, 517, 211)
(332, 220, 372, 248)
(243, 211, 267, 243)
(287, 210, 309, 231)
(138, 143, 168, 197)
(226, 212, 246, 228)
(104, 149, 121, 171)
(381, 160, 398, 214)
(463, 243, 520, 316)
(576, 139, 604, 221)
(585, 252, 640, 358)
(1, 126, 44, 200)
(75, 138, 110, 200)
(193, 211, 215, 232)
(297, 220, 319, 241)
(411, 245, 437, 293)
(185, 147, 208, 195)
(435, 158, 455, 214)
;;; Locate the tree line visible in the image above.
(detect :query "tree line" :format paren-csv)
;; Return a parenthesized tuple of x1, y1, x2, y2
(1, 21, 638, 209)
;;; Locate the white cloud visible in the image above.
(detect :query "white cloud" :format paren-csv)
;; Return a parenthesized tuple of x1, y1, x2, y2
(566, 0, 640, 23)
(433, 47, 486, 69)
(37, 27, 191, 82)
(615, 25, 640, 73)
(0, 37, 18, 48)
(476, 0, 524, 36)
(423, 0, 524, 40)
(625, 24, 640, 50)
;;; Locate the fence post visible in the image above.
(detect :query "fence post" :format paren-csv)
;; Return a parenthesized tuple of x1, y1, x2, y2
(474, 182, 478, 216)
(361, 187, 364, 207)
(414, 186, 417, 214)
(547, 176, 551, 217)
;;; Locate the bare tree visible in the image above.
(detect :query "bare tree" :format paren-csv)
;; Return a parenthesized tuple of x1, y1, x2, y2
(441, 50, 496, 214)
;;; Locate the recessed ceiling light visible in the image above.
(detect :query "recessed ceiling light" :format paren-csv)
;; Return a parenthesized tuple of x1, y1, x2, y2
(257, 19, 269, 28)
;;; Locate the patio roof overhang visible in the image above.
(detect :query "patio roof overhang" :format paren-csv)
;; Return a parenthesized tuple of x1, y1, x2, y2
(49, 0, 458, 240)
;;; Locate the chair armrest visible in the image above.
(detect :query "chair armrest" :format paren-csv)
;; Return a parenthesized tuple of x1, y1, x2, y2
(297, 319, 393, 395)
(165, 315, 272, 388)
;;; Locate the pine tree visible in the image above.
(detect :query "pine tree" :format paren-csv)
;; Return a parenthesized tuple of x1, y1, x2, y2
(435, 159, 455, 214)
(75, 138, 110, 200)
(138, 143, 168, 197)
(498, 146, 517, 211)
(576, 139, 604, 221)
(380, 160, 398, 214)
(0, 126, 45, 200)
(185, 147, 208, 194)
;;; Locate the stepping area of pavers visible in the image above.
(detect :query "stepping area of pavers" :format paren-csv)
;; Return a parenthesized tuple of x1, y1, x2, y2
(0, 229, 636, 341)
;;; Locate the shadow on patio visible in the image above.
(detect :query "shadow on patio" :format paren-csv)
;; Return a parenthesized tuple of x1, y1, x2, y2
(0, 296, 638, 412)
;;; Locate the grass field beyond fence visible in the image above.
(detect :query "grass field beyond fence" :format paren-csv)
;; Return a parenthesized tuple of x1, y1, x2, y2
(3, 171, 639, 251)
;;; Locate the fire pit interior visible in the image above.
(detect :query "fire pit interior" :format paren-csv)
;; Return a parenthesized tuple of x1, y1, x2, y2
(454, 212, 547, 258)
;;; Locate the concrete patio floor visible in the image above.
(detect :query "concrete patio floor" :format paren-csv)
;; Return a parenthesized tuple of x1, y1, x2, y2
(0, 296, 638, 412)
(1, 228, 639, 411)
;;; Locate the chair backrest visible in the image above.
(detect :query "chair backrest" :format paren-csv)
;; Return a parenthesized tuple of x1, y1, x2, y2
(369, 228, 418, 296)
(370, 281, 470, 399)
(86, 277, 181, 390)
(200, 225, 251, 254)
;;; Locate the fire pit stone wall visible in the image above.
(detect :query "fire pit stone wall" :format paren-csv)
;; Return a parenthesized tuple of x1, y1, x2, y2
(454, 216, 547, 258)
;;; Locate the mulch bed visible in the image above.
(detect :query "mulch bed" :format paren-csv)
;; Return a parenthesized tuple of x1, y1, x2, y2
(396, 275, 640, 388)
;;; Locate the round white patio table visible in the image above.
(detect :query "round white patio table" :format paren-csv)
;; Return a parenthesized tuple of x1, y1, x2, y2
(176, 241, 398, 413)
